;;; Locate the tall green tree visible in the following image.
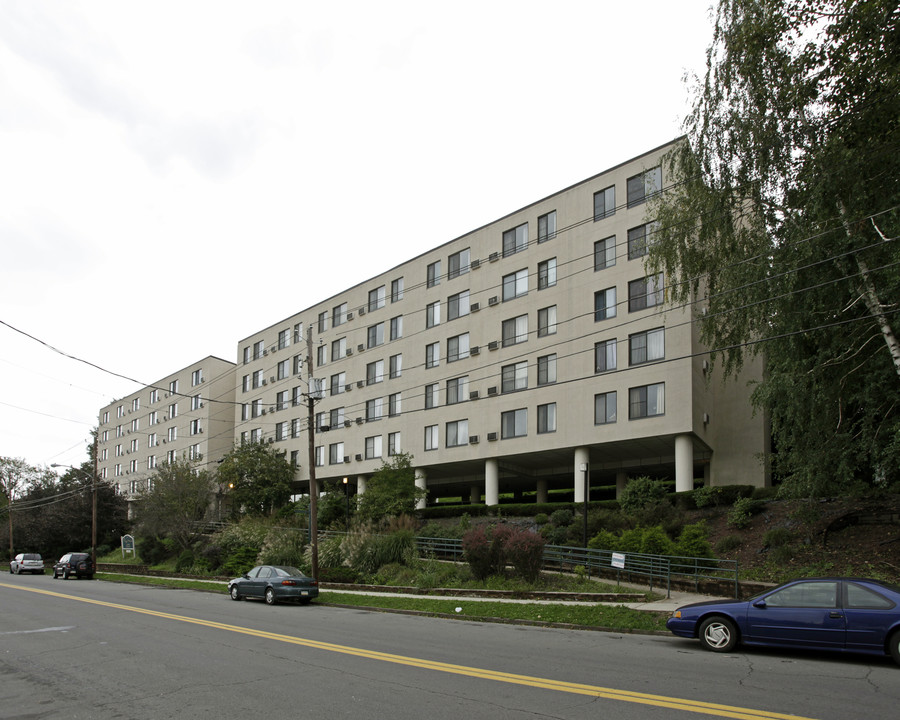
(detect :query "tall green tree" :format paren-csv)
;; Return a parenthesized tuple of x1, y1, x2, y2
(355, 452, 426, 526)
(133, 457, 216, 551)
(648, 0, 900, 496)
(216, 441, 294, 517)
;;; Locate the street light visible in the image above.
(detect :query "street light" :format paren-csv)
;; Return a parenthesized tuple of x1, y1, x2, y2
(51, 463, 97, 567)
(342, 477, 350, 531)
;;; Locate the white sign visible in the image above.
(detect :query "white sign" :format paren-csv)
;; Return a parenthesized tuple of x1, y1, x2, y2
(611, 552, 625, 569)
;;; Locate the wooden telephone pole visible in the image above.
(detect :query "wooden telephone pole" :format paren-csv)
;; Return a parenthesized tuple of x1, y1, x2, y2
(305, 325, 319, 580)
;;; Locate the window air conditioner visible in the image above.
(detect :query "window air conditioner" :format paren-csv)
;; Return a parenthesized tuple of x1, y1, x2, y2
(358, 307, 366, 316)
(343, 456, 350, 463)
(489, 252, 499, 262)
(488, 341, 498, 351)
(469, 435, 479, 444)
(471, 302, 480, 312)
(355, 454, 363, 461)
(347, 311, 354, 320)
(469, 391, 479, 400)
(470, 346, 480, 355)
(346, 348, 353, 356)
(344, 420, 351, 428)
(357, 380, 364, 388)
(488, 296, 498, 306)
(487, 386, 498, 396)
(471, 258, 481, 269)
(358, 344, 365, 353)
(487, 432, 498, 441)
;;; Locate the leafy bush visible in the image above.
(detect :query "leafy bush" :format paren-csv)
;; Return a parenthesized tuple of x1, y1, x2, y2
(462, 526, 493, 580)
(675, 521, 714, 558)
(637, 526, 675, 555)
(343, 528, 416, 575)
(619, 476, 668, 513)
(137, 535, 170, 566)
(715, 535, 743, 554)
(727, 497, 764, 529)
(258, 527, 307, 567)
(587, 529, 620, 551)
(534, 513, 549, 525)
(549, 509, 574, 527)
(174, 550, 195, 573)
(316, 534, 346, 569)
(504, 528, 545, 582)
(763, 527, 793, 549)
(221, 546, 260, 576)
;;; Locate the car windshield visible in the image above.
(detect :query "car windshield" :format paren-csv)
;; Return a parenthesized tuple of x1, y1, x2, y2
(273, 567, 303, 577)
(24, 554, 41, 560)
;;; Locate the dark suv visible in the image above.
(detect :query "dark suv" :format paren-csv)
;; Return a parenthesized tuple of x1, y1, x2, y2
(53, 553, 94, 580)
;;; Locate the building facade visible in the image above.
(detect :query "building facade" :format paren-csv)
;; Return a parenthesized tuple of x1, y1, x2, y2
(235, 140, 770, 505)
(96, 356, 236, 501)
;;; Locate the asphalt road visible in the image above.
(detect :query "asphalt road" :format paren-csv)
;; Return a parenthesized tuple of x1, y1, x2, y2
(1, 573, 898, 720)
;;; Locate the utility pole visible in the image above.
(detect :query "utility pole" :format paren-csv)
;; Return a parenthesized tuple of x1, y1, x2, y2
(92, 434, 99, 568)
(305, 324, 320, 581)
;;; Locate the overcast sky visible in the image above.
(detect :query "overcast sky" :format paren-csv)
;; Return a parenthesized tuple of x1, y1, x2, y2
(0, 0, 714, 471)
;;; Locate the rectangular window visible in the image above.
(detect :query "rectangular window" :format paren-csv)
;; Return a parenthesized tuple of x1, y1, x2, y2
(537, 403, 556, 434)
(368, 285, 386, 312)
(537, 354, 557, 386)
(131, 418, 140, 432)
(367, 322, 384, 348)
(330, 372, 346, 396)
(169, 403, 178, 418)
(447, 290, 470, 320)
(448, 248, 470, 279)
(629, 328, 665, 365)
(388, 392, 401, 417)
(446, 420, 469, 447)
(537, 258, 556, 290)
(425, 383, 439, 409)
(190, 419, 201, 435)
(426, 342, 440, 369)
(627, 221, 659, 259)
(149, 389, 158, 404)
(277, 358, 290, 380)
(593, 185, 616, 220)
(629, 383, 665, 419)
(426, 301, 441, 328)
(626, 166, 661, 207)
(501, 315, 529, 347)
(169, 379, 179, 394)
(388, 431, 401, 456)
(365, 435, 383, 459)
(427, 260, 441, 288)
(446, 376, 468, 405)
(594, 236, 616, 270)
(332, 302, 347, 327)
(502, 222, 528, 257)
(594, 287, 617, 321)
(147, 433, 156, 448)
(167, 426, 177, 442)
(241, 404, 250, 421)
(595, 339, 617, 372)
(391, 277, 404, 303)
(292, 418, 301, 439)
(318, 311, 328, 334)
(447, 333, 469, 362)
(331, 337, 346, 360)
(390, 315, 403, 341)
(538, 210, 556, 243)
(502, 268, 528, 301)
(501, 361, 528, 393)
(366, 359, 384, 385)
(275, 421, 287, 442)
(243, 347, 251, 365)
(293, 386, 303, 407)
(147, 455, 156, 470)
(424, 425, 439, 451)
(501, 408, 527, 439)
(329, 442, 345, 465)
(252, 370, 263, 389)
(389, 353, 402, 379)
(132, 397, 140, 411)
(276, 390, 288, 411)
(537, 306, 557, 337)
(317, 344, 327, 367)
(253, 341, 264, 360)
(277, 329, 290, 350)
(329, 407, 345, 428)
(595, 392, 617, 424)
(292, 354, 303, 375)
(294, 323, 302, 344)
(628, 274, 664, 312)
(315, 445, 325, 467)
(251, 399, 262, 419)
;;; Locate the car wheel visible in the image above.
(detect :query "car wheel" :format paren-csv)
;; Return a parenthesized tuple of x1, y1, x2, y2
(889, 630, 900, 666)
(230, 585, 242, 601)
(63, 569, 70, 579)
(52, 569, 58, 578)
(698, 616, 738, 652)
(264, 587, 277, 605)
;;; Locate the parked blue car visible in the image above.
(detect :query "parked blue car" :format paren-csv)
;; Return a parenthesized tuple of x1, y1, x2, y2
(228, 565, 318, 605)
(667, 577, 900, 665)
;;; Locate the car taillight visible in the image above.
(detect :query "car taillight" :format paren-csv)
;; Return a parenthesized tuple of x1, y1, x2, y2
(281, 580, 297, 586)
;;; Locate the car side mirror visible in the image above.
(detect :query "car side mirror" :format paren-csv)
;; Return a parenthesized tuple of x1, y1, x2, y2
(242, 573, 250, 579)
(753, 600, 767, 609)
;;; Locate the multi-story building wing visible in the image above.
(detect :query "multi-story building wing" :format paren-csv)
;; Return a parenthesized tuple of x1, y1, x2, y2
(239, 139, 769, 505)
(97, 356, 237, 503)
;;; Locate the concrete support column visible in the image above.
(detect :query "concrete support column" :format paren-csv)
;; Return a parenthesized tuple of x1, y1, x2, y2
(703, 464, 711, 488)
(356, 475, 367, 495)
(536, 478, 548, 504)
(616, 471, 628, 499)
(414, 468, 427, 510)
(469, 485, 480, 504)
(573, 447, 590, 503)
(675, 434, 694, 493)
(485, 458, 499, 506)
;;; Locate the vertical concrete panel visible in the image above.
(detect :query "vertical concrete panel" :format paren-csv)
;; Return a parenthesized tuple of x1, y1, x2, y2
(485, 458, 499, 506)
(675, 434, 694, 492)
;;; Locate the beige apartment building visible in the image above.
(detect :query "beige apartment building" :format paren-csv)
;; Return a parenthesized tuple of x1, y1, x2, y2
(236, 139, 770, 505)
(96, 356, 236, 502)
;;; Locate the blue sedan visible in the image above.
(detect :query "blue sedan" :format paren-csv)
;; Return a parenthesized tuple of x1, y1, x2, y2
(228, 565, 319, 605)
(667, 577, 900, 665)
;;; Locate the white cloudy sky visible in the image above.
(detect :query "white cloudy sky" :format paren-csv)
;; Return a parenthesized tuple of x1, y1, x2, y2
(0, 0, 714, 471)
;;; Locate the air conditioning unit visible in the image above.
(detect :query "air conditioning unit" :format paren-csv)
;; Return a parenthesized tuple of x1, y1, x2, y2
(343, 420, 351, 428)
(358, 344, 365, 353)
(199, 428, 203, 433)
(470, 391, 480, 401)
(355, 380, 363, 388)
(345, 384, 352, 392)
(470, 346, 480, 355)
(268, 438, 274, 443)
(270, 345, 277, 353)
(488, 296, 498, 306)
(269, 406, 275, 413)
(261, 409, 267, 415)
(262, 379, 268, 385)
(355, 454, 363, 461)
(487, 432, 498, 441)
(270, 376, 276, 383)
(489, 252, 499, 262)
(469, 435, 479, 444)
(488, 341, 498, 351)
(346, 348, 353, 356)
(355, 417, 363, 425)
(471, 302, 480, 312)
(358, 307, 366, 316)
(162, 439, 167, 444)
(163, 415, 169, 421)
(347, 311, 354, 320)
(343, 456, 350, 463)
(487, 386, 498, 396)
(471, 258, 481, 269)
(263, 349, 268, 356)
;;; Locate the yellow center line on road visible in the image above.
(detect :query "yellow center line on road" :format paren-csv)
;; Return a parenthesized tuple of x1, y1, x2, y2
(2, 582, 818, 720)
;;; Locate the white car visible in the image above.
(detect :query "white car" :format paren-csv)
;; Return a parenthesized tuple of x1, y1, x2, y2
(10, 553, 44, 574)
